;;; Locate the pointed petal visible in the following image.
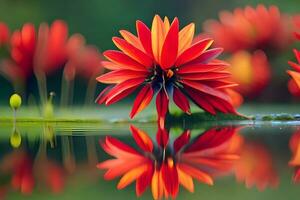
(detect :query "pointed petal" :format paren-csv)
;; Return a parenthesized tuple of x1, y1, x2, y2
(130, 125, 154, 152)
(161, 159, 179, 198)
(103, 50, 147, 71)
(151, 169, 164, 200)
(105, 78, 144, 105)
(113, 37, 153, 67)
(117, 164, 148, 189)
(177, 166, 194, 193)
(95, 85, 113, 104)
(151, 15, 165, 64)
(96, 70, 148, 84)
(173, 87, 191, 114)
(101, 61, 122, 70)
(184, 48, 223, 65)
(160, 18, 179, 69)
(174, 130, 191, 154)
(178, 23, 195, 54)
(156, 128, 169, 148)
(181, 79, 231, 102)
(287, 70, 300, 90)
(185, 86, 216, 114)
(156, 90, 169, 129)
(178, 164, 213, 185)
(119, 30, 143, 51)
(177, 63, 228, 74)
(176, 38, 213, 66)
(136, 163, 154, 196)
(130, 84, 154, 118)
(136, 20, 153, 56)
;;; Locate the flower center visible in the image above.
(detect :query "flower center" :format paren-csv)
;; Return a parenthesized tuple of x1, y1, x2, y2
(147, 66, 177, 92)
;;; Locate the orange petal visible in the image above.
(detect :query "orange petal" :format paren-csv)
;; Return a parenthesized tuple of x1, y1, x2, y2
(151, 15, 165, 64)
(287, 70, 300, 90)
(117, 164, 148, 189)
(178, 23, 195, 54)
(119, 30, 143, 51)
(151, 169, 164, 200)
(177, 166, 194, 193)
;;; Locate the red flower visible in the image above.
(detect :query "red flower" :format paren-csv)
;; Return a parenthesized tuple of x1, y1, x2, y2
(203, 4, 293, 53)
(96, 15, 238, 122)
(0, 151, 35, 195)
(1, 20, 69, 82)
(289, 131, 300, 183)
(97, 125, 240, 199)
(227, 50, 271, 97)
(0, 22, 9, 46)
(64, 34, 103, 81)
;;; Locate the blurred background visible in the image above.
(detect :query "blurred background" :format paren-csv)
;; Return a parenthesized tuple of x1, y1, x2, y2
(0, 0, 300, 106)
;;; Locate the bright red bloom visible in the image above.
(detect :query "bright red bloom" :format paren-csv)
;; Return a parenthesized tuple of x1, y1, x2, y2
(227, 50, 271, 97)
(97, 125, 240, 199)
(0, 22, 9, 46)
(96, 15, 238, 122)
(289, 131, 300, 183)
(203, 4, 293, 53)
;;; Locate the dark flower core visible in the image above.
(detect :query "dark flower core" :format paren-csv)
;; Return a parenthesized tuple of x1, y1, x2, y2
(147, 65, 179, 93)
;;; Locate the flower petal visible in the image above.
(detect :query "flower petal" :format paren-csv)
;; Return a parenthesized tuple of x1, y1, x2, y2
(151, 15, 165, 64)
(161, 159, 179, 198)
(130, 125, 153, 152)
(178, 23, 195, 54)
(113, 37, 153, 67)
(160, 18, 179, 69)
(136, 163, 154, 196)
(173, 87, 191, 114)
(177, 166, 194, 193)
(96, 70, 148, 84)
(174, 130, 191, 154)
(136, 20, 153, 56)
(176, 38, 213, 66)
(156, 90, 169, 129)
(105, 78, 144, 105)
(119, 30, 143, 51)
(117, 164, 149, 189)
(130, 84, 154, 118)
(103, 50, 147, 71)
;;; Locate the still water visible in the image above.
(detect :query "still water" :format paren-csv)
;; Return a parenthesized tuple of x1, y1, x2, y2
(0, 121, 300, 200)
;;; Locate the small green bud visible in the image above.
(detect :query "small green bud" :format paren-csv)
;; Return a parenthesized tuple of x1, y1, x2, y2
(9, 94, 22, 110)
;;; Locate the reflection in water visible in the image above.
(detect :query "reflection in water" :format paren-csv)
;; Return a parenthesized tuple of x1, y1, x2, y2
(97, 125, 241, 199)
(0, 123, 299, 199)
(289, 131, 300, 182)
(231, 135, 279, 191)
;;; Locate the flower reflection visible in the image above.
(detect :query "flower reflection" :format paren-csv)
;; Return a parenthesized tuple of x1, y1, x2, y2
(230, 135, 279, 191)
(288, 131, 300, 183)
(97, 125, 240, 199)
